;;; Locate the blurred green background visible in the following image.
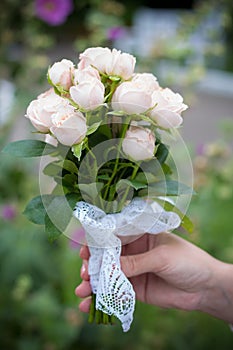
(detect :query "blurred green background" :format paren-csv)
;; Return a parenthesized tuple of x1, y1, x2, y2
(0, 0, 233, 349)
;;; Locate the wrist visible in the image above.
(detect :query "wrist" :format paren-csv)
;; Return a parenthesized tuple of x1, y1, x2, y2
(197, 260, 233, 324)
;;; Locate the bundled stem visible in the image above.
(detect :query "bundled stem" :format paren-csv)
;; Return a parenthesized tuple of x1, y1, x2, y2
(88, 294, 115, 326)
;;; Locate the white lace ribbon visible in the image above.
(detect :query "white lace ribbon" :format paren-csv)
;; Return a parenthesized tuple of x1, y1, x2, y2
(73, 198, 181, 332)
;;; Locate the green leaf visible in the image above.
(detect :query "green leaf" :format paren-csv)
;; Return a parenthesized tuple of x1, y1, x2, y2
(78, 182, 104, 202)
(43, 162, 62, 177)
(23, 195, 54, 225)
(180, 214, 194, 233)
(45, 214, 62, 242)
(97, 174, 111, 180)
(59, 159, 78, 174)
(2, 140, 57, 157)
(157, 199, 194, 233)
(140, 180, 194, 197)
(134, 172, 147, 183)
(117, 179, 147, 191)
(72, 140, 85, 161)
(86, 121, 102, 136)
(98, 124, 112, 139)
(62, 174, 77, 188)
(43, 159, 78, 176)
(156, 143, 169, 164)
(66, 192, 80, 209)
(162, 163, 173, 175)
(45, 193, 79, 241)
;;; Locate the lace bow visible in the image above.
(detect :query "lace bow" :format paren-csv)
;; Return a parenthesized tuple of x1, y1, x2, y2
(73, 198, 181, 332)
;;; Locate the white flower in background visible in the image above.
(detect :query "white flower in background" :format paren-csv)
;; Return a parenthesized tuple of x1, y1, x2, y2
(78, 47, 136, 80)
(112, 81, 152, 114)
(132, 73, 160, 94)
(25, 88, 68, 132)
(48, 59, 74, 91)
(50, 105, 87, 146)
(150, 88, 188, 128)
(70, 78, 105, 111)
(122, 125, 155, 161)
(73, 66, 101, 84)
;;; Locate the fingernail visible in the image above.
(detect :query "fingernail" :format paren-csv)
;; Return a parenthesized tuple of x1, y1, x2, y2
(81, 263, 86, 275)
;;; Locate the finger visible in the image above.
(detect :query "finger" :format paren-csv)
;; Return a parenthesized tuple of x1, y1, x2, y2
(75, 280, 92, 298)
(80, 260, 90, 281)
(120, 247, 167, 278)
(79, 297, 91, 313)
(80, 245, 90, 260)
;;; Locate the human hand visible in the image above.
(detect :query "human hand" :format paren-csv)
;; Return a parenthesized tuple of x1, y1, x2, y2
(75, 232, 233, 323)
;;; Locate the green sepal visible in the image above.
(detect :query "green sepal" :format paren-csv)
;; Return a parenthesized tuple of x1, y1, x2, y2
(86, 121, 102, 136)
(72, 139, 86, 160)
(108, 76, 121, 82)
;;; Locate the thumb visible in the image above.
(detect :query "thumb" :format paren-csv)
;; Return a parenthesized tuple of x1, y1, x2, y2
(120, 250, 159, 278)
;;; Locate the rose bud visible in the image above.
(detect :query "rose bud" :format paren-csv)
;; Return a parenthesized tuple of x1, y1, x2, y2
(122, 125, 155, 161)
(112, 81, 152, 115)
(48, 59, 74, 91)
(132, 73, 160, 94)
(50, 105, 87, 146)
(73, 66, 101, 84)
(150, 88, 188, 129)
(70, 78, 105, 111)
(25, 88, 68, 132)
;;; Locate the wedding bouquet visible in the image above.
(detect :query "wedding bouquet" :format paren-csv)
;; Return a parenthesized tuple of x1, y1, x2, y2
(3, 47, 193, 332)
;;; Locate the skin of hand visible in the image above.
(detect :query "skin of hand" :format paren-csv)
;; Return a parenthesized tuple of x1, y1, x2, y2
(75, 232, 233, 324)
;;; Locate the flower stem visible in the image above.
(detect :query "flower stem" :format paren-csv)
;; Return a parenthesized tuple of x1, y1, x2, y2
(118, 163, 140, 212)
(102, 116, 131, 204)
(88, 294, 96, 324)
(88, 293, 115, 326)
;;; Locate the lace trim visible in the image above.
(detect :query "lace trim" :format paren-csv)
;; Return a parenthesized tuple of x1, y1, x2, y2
(73, 198, 181, 331)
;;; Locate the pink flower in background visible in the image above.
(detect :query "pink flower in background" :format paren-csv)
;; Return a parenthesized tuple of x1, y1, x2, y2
(1, 205, 17, 221)
(35, 0, 74, 26)
(107, 27, 126, 41)
(69, 227, 86, 250)
(196, 143, 205, 156)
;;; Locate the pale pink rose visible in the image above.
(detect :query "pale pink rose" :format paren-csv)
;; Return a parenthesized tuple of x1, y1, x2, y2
(112, 81, 152, 114)
(45, 134, 58, 147)
(122, 125, 155, 161)
(105, 48, 136, 80)
(25, 88, 68, 132)
(73, 66, 101, 84)
(78, 47, 136, 79)
(78, 47, 112, 73)
(50, 105, 87, 146)
(132, 73, 160, 94)
(150, 88, 188, 128)
(70, 78, 105, 111)
(48, 59, 74, 91)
